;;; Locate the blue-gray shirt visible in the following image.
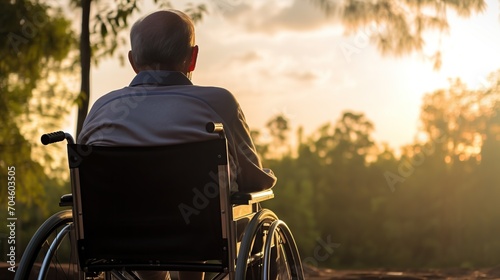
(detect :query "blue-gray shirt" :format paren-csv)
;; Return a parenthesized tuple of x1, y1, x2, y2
(78, 71, 276, 192)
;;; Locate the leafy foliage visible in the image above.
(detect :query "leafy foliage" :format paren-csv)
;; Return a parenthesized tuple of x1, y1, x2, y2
(0, 0, 75, 208)
(313, 0, 486, 68)
(258, 70, 500, 268)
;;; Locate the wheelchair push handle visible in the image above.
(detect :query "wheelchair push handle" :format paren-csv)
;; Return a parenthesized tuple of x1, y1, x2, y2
(206, 122, 224, 133)
(41, 131, 74, 145)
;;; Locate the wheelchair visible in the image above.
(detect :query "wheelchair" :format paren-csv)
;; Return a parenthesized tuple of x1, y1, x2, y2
(16, 123, 305, 280)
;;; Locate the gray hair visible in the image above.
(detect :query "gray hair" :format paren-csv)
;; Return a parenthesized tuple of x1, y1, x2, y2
(130, 10, 195, 71)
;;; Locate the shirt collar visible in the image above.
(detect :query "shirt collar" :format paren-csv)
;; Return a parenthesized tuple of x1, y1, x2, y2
(129, 71, 193, 87)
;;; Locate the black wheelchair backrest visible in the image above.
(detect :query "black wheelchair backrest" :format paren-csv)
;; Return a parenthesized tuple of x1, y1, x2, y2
(67, 138, 233, 272)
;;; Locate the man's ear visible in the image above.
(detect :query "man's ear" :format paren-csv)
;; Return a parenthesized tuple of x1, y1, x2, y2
(128, 51, 140, 74)
(188, 45, 199, 72)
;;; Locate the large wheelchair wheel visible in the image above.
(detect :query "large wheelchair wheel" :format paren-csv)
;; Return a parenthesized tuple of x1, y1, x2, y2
(15, 210, 84, 280)
(236, 209, 305, 280)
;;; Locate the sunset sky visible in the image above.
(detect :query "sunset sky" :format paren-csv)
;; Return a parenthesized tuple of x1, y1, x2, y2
(87, 0, 500, 151)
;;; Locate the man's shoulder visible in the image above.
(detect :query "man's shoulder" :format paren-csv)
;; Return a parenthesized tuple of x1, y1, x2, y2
(181, 85, 239, 105)
(89, 84, 239, 115)
(188, 85, 235, 98)
(90, 87, 133, 109)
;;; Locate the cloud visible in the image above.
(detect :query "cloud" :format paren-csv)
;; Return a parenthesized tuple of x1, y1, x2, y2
(219, 51, 262, 69)
(233, 51, 262, 63)
(285, 70, 318, 82)
(221, 0, 338, 34)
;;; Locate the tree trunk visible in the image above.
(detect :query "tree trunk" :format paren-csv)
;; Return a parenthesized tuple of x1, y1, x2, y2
(76, 0, 91, 137)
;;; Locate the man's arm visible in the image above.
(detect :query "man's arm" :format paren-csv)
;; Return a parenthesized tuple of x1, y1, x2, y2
(229, 106, 277, 193)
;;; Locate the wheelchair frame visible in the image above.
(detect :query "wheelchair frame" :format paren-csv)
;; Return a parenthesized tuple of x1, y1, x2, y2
(16, 123, 305, 280)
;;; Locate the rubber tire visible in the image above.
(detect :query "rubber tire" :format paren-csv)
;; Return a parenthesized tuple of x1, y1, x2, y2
(235, 209, 278, 280)
(262, 220, 305, 279)
(15, 210, 73, 280)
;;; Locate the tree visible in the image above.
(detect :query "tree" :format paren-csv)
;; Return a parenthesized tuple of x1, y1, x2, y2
(0, 0, 75, 206)
(418, 78, 493, 164)
(253, 73, 500, 268)
(384, 69, 500, 267)
(313, 0, 486, 68)
(311, 111, 375, 166)
(265, 114, 292, 158)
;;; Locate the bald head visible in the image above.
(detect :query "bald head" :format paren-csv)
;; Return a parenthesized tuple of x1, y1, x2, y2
(129, 10, 197, 73)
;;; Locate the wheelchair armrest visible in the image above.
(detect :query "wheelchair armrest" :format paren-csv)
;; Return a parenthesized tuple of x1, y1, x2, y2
(59, 193, 73, 207)
(231, 189, 274, 205)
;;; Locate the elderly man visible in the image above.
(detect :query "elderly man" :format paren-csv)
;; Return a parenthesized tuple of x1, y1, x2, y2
(78, 9, 276, 280)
